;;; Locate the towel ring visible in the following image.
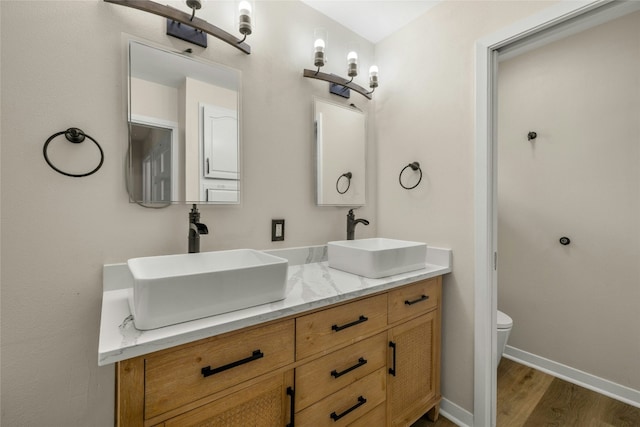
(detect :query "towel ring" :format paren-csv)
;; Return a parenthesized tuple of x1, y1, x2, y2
(399, 162, 422, 190)
(43, 128, 104, 178)
(336, 172, 352, 194)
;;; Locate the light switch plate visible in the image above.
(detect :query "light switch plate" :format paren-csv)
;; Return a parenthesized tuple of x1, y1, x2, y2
(272, 219, 285, 241)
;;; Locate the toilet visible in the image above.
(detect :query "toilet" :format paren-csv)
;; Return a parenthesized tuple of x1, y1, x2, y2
(497, 310, 513, 365)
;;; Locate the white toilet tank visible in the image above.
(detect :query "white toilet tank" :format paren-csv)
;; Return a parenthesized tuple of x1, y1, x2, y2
(497, 310, 513, 365)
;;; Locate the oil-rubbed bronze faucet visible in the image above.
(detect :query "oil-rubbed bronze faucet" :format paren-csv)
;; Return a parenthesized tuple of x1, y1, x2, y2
(188, 204, 209, 253)
(346, 209, 369, 240)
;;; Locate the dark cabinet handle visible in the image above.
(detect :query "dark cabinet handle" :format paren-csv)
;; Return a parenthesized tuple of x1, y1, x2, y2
(286, 387, 295, 427)
(389, 341, 397, 377)
(405, 295, 429, 306)
(330, 396, 367, 421)
(331, 357, 368, 378)
(332, 315, 368, 332)
(206, 158, 210, 174)
(201, 349, 264, 378)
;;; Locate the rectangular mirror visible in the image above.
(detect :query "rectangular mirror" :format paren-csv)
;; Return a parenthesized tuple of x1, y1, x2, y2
(128, 40, 241, 204)
(314, 98, 366, 206)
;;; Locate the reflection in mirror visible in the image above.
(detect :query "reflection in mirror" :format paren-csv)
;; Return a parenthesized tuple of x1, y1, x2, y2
(128, 40, 241, 204)
(315, 98, 366, 206)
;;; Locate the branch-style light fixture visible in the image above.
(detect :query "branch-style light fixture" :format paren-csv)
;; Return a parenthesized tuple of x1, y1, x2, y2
(104, 0, 252, 54)
(303, 30, 379, 100)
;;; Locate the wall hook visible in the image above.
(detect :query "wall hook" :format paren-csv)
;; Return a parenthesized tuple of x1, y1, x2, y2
(399, 162, 422, 190)
(528, 131, 537, 141)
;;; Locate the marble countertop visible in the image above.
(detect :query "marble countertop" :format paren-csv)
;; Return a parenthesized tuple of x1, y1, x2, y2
(98, 245, 452, 366)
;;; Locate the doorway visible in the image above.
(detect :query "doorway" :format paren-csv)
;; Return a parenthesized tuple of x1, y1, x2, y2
(474, 1, 640, 426)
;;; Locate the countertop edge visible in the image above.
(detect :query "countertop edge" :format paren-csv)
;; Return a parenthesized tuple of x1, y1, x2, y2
(98, 248, 451, 366)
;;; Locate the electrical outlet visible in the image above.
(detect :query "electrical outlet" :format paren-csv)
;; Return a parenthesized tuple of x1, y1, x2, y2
(272, 219, 285, 241)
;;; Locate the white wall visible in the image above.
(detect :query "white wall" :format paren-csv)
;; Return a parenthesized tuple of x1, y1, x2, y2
(0, 1, 376, 424)
(375, 0, 556, 412)
(498, 11, 640, 390)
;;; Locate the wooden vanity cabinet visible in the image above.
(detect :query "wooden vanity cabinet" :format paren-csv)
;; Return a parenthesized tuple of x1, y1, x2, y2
(115, 276, 442, 427)
(387, 278, 442, 426)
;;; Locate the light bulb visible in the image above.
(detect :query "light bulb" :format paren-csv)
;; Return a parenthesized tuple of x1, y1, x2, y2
(314, 38, 325, 52)
(238, 0, 252, 15)
(238, 0, 252, 36)
(369, 65, 379, 89)
(347, 51, 358, 77)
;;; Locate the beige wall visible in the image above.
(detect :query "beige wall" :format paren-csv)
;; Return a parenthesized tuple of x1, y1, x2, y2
(0, 1, 376, 424)
(131, 77, 179, 122)
(375, 0, 555, 412)
(498, 12, 640, 389)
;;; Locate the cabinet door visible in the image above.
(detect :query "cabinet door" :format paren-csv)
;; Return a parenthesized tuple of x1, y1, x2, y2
(387, 311, 440, 427)
(164, 371, 294, 427)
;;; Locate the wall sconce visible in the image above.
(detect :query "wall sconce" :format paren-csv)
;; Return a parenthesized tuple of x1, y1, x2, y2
(104, 0, 252, 54)
(303, 33, 379, 100)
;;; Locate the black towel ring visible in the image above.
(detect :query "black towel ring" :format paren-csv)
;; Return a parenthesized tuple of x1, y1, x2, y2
(336, 172, 352, 194)
(43, 128, 104, 178)
(399, 162, 422, 190)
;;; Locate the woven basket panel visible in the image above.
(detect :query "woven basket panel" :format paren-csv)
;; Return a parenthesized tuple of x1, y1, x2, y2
(178, 386, 283, 427)
(390, 319, 433, 415)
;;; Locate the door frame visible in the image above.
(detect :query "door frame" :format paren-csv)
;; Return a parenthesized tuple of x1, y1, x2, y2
(471, 0, 639, 425)
(130, 114, 179, 201)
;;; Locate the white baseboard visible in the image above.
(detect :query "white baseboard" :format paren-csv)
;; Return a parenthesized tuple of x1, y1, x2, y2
(440, 397, 474, 427)
(504, 345, 640, 409)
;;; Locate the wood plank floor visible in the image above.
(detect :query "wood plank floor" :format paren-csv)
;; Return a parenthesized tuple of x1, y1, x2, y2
(499, 358, 640, 427)
(411, 357, 640, 427)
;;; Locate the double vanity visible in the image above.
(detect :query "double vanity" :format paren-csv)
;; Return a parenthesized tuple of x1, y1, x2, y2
(99, 239, 452, 426)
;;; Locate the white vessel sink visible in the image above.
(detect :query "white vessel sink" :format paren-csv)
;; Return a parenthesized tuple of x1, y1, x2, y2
(327, 238, 427, 279)
(127, 249, 288, 330)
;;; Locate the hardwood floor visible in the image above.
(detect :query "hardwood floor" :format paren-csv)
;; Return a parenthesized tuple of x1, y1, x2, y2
(411, 357, 640, 427)
(498, 358, 640, 427)
(410, 412, 457, 427)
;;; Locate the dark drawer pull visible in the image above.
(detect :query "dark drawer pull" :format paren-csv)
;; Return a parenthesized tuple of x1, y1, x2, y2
(286, 387, 295, 427)
(389, 341, 397, 377)
(330, 396, 367, 421)
(332, 315, 368, 332)
(331, 357, 368, 378)
(405, 295, 429, 306)
(201, 349, 264, 378)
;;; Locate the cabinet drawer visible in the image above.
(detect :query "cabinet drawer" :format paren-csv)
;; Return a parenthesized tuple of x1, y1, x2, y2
(388, 277, 440, 324)
(144, 319, 294, 419)
(347, 402, 386, 427)
(296, 367, 386, 427)
(296, 332, 387, 410)
(296, 294, 387, 360)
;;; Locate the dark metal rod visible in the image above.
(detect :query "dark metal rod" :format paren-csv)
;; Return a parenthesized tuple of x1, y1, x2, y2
(201, 349, 264, 377)
(330, 357, 368, 378)
(389, 341, 397, 376)
(286, 387, 295, 427)
(331, 315, 368, 332)
(329, 396, 367, 421)
(405, 295, 429, 306)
